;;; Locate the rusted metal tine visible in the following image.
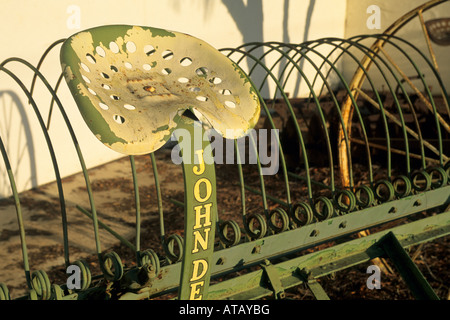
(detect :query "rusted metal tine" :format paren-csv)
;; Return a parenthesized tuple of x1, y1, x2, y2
(378, 46, 450, 135)
(355, 87, 447, 162)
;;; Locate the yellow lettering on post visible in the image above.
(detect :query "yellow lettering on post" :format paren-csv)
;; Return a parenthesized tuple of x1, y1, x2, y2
(194, 178, 212, 203)
(193, 203, 212, 229)
(187, 147, 214, 300)
(191, 259, 209, 281)
(193, 149, 205, 175)
(192, 227, 211, 253)
(189, 281, 204, 300)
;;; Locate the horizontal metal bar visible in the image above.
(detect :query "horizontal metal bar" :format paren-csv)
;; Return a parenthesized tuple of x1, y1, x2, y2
(207, 210, 450, 300)
(208, 185, 450, 276)
(146, 185, 450, 297)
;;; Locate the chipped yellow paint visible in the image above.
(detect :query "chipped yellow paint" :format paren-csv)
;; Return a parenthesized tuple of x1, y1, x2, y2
(61, 25, 260, 155)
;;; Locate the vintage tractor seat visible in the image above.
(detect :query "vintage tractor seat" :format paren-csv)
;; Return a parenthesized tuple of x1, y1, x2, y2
(60, 24, 260, 155)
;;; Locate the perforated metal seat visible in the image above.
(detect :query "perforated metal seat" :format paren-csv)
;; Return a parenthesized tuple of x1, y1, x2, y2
(425, 18, 450, 46)
(60, 24, 260, 155)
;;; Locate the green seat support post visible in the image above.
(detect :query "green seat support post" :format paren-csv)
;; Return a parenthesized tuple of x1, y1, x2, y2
(60, 25, 260, 300)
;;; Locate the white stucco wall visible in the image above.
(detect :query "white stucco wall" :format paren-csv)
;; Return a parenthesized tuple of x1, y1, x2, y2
(0, 0, 348, 197)
(343, 0, 450, 94)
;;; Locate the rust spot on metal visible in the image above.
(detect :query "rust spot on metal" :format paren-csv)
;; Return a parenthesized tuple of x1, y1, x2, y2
(144, 86, 156, 93)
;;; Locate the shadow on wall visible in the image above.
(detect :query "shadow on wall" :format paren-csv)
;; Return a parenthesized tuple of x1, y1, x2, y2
(221, 0, 269, 97)
(169, 0, 317, 99)
(292, 0, 315, 98)
(0, 90, 37, 198)
(222, 0, 316, 99)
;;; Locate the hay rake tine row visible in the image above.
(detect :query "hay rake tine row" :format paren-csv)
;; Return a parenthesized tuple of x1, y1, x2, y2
(0, 38, 189, 298)
(0, 1, 449, 300)
(0, 63, 69, 296)
(218, 34, 448, 229)
(0, 128, 31, 291)
(28, 38, 66, 130)
(30, 38, 167, 274)
(222, 46, 314, 216)
(224, 41, 365, 200)
(0, 54, 134, 295)
(312, 34, 444, 168)
(224, 42, 373, 212)
(0, 67, 81, 297)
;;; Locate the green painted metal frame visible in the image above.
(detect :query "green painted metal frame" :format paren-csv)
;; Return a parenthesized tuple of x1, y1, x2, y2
(174, 117, 217, 300)
(206, 210, 450, 300)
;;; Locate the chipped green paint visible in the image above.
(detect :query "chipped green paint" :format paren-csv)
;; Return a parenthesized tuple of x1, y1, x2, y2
(152, 124, 169, 133)
(61, 61, 127, 147)
(150, 28, 176, 38)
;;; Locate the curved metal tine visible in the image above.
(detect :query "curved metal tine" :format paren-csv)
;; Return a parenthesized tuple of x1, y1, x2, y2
(221, 46, 313, 200)
(250, 47, 294, 207)
(347, 36, 425, 173)
(319, 36, 413, 176)
(271, 41, 349, 193)
(249, 130, 268, 213)
(339, 40, 394, 180)
(221, 48, 256, 229)
(224, 51, 271, 214)
(234, 139, 247, 221)
(252, 42, 337, 195)
(255, 42, 336, 195)
(221, 48, 291, 210)
(28, 39, 66, 131)
(309, 36, 435, 174)
(27, 39, 66, 131)
(224, 44, 292, 208)
(29, 38, 66, 98)
(149, 152, 166, 247)
(375, 34, 449, 164)
(419, 10, 450, 122)
(246, 44, 297, 205)
(0, 63, 70, 267)
(284, 41, 335, 130)
(129, 155, 141, 265)
(235, 47, 269, 213)
(0, 135, 32, 289)
(0, 58, 103, 264)
(301, 37, 372, 187)
(46, 72, 64, 130)
(291, 40, 356, 189)
(248, 42, 334, 195)
(352, 34, 444, 166)
(300, 38, 393, 182)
